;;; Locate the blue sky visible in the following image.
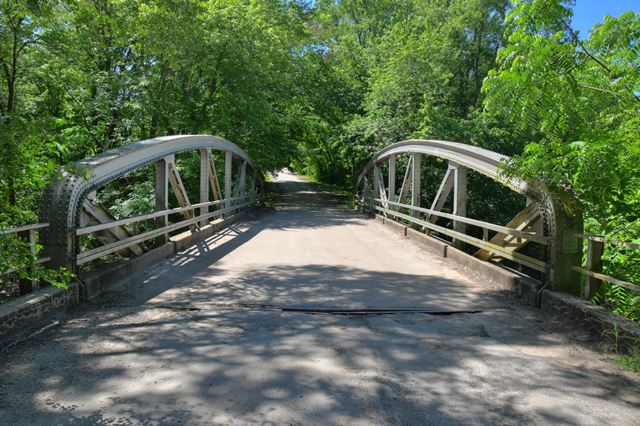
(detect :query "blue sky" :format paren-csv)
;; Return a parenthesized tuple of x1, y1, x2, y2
(571, 0, 639, 37)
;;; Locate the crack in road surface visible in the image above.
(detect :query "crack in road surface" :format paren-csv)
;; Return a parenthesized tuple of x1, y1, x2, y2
(1, 169, 639, 425)
(147, 302, 490, 315)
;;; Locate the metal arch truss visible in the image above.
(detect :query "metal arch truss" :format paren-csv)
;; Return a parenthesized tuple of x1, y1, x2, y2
(40, 135, 258, 272)
(356, 139, 583, 296)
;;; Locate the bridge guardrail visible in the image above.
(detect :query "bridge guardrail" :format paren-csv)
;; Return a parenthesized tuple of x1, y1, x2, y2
(75, 194, 255, 266)
(39, 135, 259, 276)
(372, 198, 548, 273)
(575, 234, 640, 300)
(356, 140, 583, 295)
(0, 223, 51, 296)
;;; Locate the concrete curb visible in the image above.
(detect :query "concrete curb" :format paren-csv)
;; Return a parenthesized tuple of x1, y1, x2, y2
(375, 214, 541, 303)
(375, 214, 640, 353)
(0, 283, 79, 343)
(542, 290, 640, 353)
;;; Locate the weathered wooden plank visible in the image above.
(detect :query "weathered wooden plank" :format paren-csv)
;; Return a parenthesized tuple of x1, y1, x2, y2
(0, 223, 49, 235)
(574, 267, 640, 293)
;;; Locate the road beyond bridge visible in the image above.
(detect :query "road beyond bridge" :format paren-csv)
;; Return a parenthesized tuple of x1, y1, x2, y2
(1, 170, 639, 424)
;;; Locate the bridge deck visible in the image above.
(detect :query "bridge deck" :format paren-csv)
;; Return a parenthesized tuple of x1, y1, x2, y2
(1, 170, 639, 424)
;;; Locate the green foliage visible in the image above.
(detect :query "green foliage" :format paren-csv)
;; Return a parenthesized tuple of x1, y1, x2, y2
(617, 350, 640, 374)
(1, 0, 314, 293)
(483, 1, 640, 321)
(0, 233, 73, 293)
(0, 0, 638, 322)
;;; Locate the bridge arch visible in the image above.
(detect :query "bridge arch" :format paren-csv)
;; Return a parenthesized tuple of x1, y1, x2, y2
(356, 140, 583, 295)
(40, 135, 257, 273)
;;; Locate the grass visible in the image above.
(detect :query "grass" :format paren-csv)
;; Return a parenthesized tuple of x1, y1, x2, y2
(602, 324, 640, 374)
(617, 351, 640, 373)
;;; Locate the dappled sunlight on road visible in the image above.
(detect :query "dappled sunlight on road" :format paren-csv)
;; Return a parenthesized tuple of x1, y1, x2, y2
(1, 171, 639, 425)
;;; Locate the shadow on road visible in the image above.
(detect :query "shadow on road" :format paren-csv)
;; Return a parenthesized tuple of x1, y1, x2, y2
(1, 171, 639, 425)
(2, 276, 639, 424)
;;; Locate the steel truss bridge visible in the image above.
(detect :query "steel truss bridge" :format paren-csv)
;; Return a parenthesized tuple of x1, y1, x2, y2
(8, 134, 630, 305)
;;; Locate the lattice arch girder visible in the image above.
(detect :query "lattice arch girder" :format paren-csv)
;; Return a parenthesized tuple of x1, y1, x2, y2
(39, 135, 256, 270)
(356, 140, 583, 295)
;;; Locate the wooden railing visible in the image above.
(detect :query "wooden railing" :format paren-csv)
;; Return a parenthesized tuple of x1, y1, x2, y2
(75, 193, 255, 266)
(0, 223, 51, 295)
(1, 194, 256, 300)
(574, 234, 640, 300)
(368, 197, 548, 273)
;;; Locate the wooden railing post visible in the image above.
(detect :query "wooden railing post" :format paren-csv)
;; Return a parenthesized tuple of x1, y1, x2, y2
(584, 238, 604, 300)
(17, 228, 37, 295)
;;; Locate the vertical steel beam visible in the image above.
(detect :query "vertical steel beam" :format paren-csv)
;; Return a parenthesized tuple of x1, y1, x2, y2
(155, 156, 171, 244)
(239, 161, 247, 197)
(374, 164, 381, 208)
(451, 162, 467, 249)
(388, 155, 396, 203)
(411, 153, 422, 217)
(224, 151, 233, 212)
(199, 148, 210, 227)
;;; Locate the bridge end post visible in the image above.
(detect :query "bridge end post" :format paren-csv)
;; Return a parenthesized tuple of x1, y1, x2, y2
(543, 189, 583, 297)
